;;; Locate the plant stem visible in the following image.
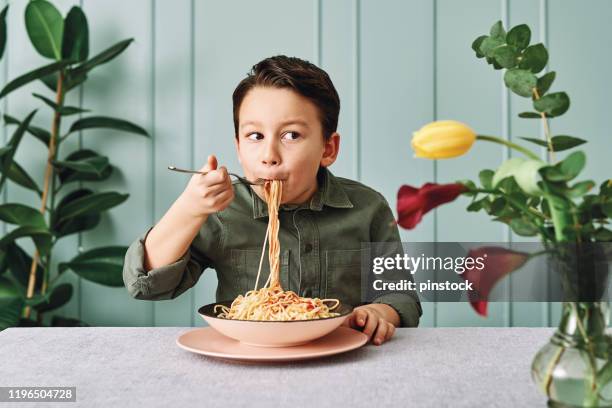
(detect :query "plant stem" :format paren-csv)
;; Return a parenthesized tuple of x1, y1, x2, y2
(23, 71, 65, 320)
(470, 188, 549, 221)
(532, 88, 556, 164)
(476, 134, 541, 161)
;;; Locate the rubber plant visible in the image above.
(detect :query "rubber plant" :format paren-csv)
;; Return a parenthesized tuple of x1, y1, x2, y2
(397, 21, 611, 407)
(0, 1, 149, 330)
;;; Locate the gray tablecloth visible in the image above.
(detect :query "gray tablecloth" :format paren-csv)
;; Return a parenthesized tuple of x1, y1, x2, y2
(0, 327, 554, 407)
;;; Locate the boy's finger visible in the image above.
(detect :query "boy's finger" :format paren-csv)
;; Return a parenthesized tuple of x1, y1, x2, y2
(373, 321, 389, 345)
(354, 309, 368, 327)
(362, 313, 377, 339)
(200, 155, 218, 172)
(387, 322, 396, 340)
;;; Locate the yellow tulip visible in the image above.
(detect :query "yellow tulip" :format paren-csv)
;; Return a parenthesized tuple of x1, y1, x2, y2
(411, 120, 476, 159)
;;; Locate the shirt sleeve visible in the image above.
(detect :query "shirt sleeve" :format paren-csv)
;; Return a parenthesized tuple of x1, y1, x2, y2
(368, 195, 423, 327)
(122, 215, 221, 301)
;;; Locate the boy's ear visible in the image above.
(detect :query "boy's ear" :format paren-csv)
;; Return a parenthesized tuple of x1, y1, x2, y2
(320, 132, 340, 168)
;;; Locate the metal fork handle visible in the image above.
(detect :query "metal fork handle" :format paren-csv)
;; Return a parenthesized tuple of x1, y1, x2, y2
(167, 166, 262, 185)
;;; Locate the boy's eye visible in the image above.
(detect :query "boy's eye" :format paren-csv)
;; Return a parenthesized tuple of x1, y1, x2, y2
(282, 131, 300, 141)
(246, 132, 263, 141)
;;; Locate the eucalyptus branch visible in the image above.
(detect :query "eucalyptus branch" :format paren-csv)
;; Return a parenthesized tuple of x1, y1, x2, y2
(532, 88, 556, 164)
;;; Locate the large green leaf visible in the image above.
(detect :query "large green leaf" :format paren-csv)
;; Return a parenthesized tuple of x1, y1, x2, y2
(4, 242, 43, 291)
(55, 189, 128, 224)
(504, 68, 537, 98)
(492, 157, 546, 196)
(518, 43, 548, 73)
(57, 149, 113, 185)
(34, 283, 72, 312)
(51, 188, 102, 238)
(25, 0, 64, 60)
(0, 225, 52, 257)
(0, 275, 20, 299)
(492, 45, 519, 69)
(59, 246, 128, 287)
(32, 93, 90, 116)
(0, 60, 70, 99)
(0, 297, 23, 330)
(53, 155, 109, 176)
(68, 116, 149, 137)
(61, 6, 88, 62)
(0, 5, 8, 60)
(0, 203, 46, 228)
(559, 151, 586, 181)
(536, 71, 556, 96)
(0, 111, 37, 193)
(533, 92, 570, 117)
(6, 161, 42, 195)
(3, 114, 51, 146)
(72, 38, 133, 75)
(506, 24, 530, 50)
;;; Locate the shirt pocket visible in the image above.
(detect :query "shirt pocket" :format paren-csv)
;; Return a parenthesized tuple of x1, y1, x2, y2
(325, 248, 367, 307)
(231, 248, 291, 294)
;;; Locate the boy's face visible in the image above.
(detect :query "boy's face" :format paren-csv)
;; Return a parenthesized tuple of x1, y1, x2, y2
(235, 86, 339, 204)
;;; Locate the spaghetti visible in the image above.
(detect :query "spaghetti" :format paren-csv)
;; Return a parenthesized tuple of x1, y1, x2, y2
(215, 180, 341, 321)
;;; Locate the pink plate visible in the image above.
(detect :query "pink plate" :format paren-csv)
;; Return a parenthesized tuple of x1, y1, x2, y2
(176, 326, 368, 362)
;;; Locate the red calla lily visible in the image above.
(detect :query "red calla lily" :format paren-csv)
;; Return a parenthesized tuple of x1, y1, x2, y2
(396, 183, 466, 229)
(462, 246, 529, 316)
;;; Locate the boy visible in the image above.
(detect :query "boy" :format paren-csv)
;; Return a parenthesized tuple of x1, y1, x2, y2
(123, 55, 422, 345)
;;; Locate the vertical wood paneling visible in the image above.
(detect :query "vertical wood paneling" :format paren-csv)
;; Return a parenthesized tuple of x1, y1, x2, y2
(79, 0, 153, 326)
(435, 0, 508, 327)
(359, 0, 435, 326)
(151, 0, 195, 326)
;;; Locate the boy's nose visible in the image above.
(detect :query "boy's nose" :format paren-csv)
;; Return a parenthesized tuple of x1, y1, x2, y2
(261, 143, 281, 166)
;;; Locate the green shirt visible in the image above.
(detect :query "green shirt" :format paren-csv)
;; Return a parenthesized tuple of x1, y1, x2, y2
(122, 167, 422, 327)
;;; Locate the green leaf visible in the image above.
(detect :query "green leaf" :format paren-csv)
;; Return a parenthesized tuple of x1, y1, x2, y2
(55, 190, 128, 224)
(479, 169, 494, 189)
(0, 111, 37, 193)
(0, 203, 46, 228)
(536, 71, 556, 96)
(471, 35, 487, 58)
(25, 0, 64, 60)
(504, 68, 537, 98)
(4, 243, 43, 291)
(68, 116, 149, 137)
(61, 6, 88, 62)
(57, 149, 113, 185)
(518, 112, 541, 119)
(567, 180, 595, 198)
(32, 93, 90, 116)
(59, 246, 128, 287)
(0, 225, 52, 257)
(520, 135, 586, 152)
(0, 60, 70, 99)
(0, 297, 24, 330)
(53, 155, 109, 176)
(0, 5, 8, 60)
(534, 92, 570, 117)
(6, 161, 42, 195)
(479, 37, 504, 58)
(594, 227, 612, 242)
(72, 38, 133, 75)
(493, 45, 519, 69)
(506, 24, 531, 50)
(34, 283, 72, 312)
(492, 157, 546, 196)
(558, 151, 586, 181)
(51, 188, 103, 237)
(518, 43, 548, 73)
(0, 275, 20, 299)
(509, 218, 539, 236)
(489, 20, 506, 40)
(3, 114, 51, 146)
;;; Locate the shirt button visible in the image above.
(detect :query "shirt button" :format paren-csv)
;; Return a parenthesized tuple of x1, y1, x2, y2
(304, 243, 313, 253)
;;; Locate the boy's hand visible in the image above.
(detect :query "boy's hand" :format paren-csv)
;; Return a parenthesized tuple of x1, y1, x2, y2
(342, 303, 399, 346)
(178, 155, 234, 218)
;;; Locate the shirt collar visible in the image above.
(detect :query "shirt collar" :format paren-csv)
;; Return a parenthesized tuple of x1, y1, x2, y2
(251, 167, 354, 219)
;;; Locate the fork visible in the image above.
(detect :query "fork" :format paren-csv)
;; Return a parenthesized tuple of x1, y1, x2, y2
(167, 165, 266, 186)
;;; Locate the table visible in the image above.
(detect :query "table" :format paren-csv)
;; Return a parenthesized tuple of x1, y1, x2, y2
(0, 327, 554, 407)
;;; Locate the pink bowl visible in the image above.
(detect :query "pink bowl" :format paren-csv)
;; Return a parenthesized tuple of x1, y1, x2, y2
(198, 301, 353, 347)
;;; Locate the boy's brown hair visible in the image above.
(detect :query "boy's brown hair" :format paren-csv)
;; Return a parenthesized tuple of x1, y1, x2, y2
(232, 55, 340, 140)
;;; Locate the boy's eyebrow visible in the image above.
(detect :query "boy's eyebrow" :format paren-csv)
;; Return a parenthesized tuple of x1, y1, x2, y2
(240, 119, 310, 129)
